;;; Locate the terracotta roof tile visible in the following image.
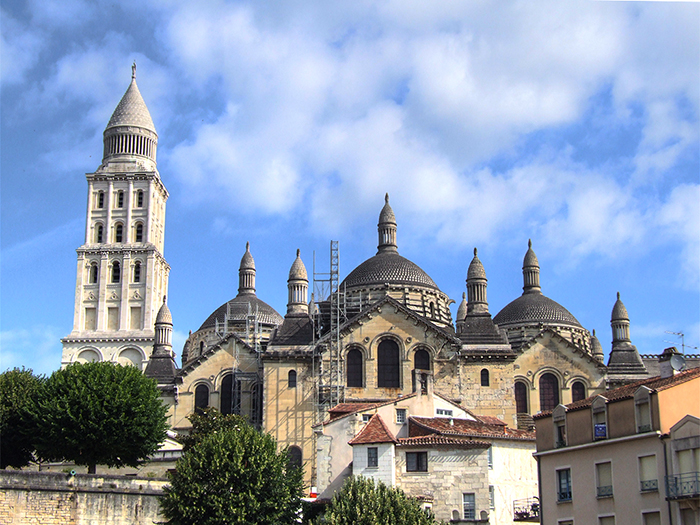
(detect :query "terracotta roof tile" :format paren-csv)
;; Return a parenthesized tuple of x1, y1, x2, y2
(409, 416, 535, 441)
(349, 414, 397, 445)
(322, 393, 417, 425)
(398, 435, 490, 448)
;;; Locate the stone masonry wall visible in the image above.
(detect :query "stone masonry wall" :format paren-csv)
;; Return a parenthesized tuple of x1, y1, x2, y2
(0, 471, 166, 525)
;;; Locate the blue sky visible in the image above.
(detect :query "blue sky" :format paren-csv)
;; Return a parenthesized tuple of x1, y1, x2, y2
(1, 0, 698, 376)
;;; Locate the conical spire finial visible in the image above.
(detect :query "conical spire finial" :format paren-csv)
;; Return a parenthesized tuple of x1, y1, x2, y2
(522, 239, 541, 295)
(287, 249, 308, 315)
(467, 247, 488, 315)
(377, 193, 398, 254)
(238, 243, 256, 295)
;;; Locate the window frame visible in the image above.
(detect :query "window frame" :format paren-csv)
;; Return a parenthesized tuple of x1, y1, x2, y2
(111, 261, 121, 283)
(116, 190, 124, 208)
(114, 223, 124, 243)
(288, 369, 297, 388)
(377, 338, 401, 388)
(481, 368, 490, 387)
(638, 454, 658, 493)
(136, 189, 144, 208)
(367, 447, 378, 468)
(88, 262, 99, 284)
(634, 387, 653, 433)
(557, 468, 572, 502)
(396, 408, 407, 424)
(595, 461, 613, 498)
(194, 383, 209, 415)
(346, 347, 363, 387)
(592, 396, 608, 441)
(97, 191, 105, 209)
(135, 222, 144, 243)
(462, 492, 476, 520)
(132, 261, 141, 283)
(406, 451, 428, 472)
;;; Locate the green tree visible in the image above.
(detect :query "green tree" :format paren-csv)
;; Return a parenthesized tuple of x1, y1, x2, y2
(316, 476, 440, 525)
(31, 361, 168, 474)
(178, 407, 247, 452)
(160, 418, 303, 525)
(0, 367, 43, 468)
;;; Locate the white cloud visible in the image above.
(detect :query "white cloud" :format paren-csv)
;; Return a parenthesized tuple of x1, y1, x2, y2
(0, 9, 44, 86)
(0, 326, 63, 376)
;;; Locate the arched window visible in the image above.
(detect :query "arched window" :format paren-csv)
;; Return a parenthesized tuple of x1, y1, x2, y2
(481, 369, 490, 387)
(199, 341, 204, 355)
(111, 261, 121, 283)
(571, 381, 586, 403)
(97, 191, 105, 209)
(135, 223, 144, 242)
(89, 263, 98, 284)
(515, 381, 529, 414)
(136, 190, 144, 208)
(194, 384, 209, 415)
(115, 223, 123, 243)
(132, 261, 141, 283)
(117, 190, 124, 208)
(347, 348, 363, 387)
(250, 382, 262, 428)
(288, 446, 302, 469)
(539, 373, 560, 412)
(288, 370, 297, 388)
(220, 374, 240, 415)
(414, 349, 430, 371)
(377, 339, 400, 388)
(95, 224, 104, 243)
(429, 302, 435, 318)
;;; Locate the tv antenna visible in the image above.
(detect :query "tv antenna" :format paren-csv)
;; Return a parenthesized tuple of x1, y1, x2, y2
(664, 331, 699, 354)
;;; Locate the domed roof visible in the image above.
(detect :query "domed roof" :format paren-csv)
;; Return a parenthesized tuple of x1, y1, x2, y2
(467, 248, 486, 280)
(493, 293, 582, 328)
(378, 193, 396, 225)
(155, 296, 172, 324)
(456, 292, 467, 321)
(341, 251, 439, 290)
(198, 295, 283, 332)
(106, 65, 156, 133)
(289, 249, 307, 280)
(611, 292, 628, 321)
(591, 329, 603, 357)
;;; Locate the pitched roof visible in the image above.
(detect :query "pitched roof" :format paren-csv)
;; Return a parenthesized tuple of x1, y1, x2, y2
(320, 393, 418, 425)
(534, 366, 700, 419)
(349, 414, 397, 445)
(409, 416, 535, 441)
(398, 435, 490, 448)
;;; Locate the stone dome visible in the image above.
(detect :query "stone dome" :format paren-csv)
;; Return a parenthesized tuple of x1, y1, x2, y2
(289, 249, 308, 280)
(611, 292, 629, 321)
(198, 295, 284, 331)
(456, 292, 467, 321)
(378, 193, 396, 225)
(240, 242, 255, 270)
(467, 248, 486, 280)
(341, 251, 439, 290)
(106, 66, 156, 134)
(155, 296, 172, 325)
(493, 293, 582, 328)
(523, 239, 538, 268)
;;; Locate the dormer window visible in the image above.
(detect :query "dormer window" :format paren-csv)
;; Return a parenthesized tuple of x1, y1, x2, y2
(634, 387, 653, 433)
(553, 405, 567, 448)
(592, 396, 608, 440)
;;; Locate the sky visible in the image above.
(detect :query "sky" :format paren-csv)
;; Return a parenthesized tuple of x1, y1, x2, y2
(1, 0, 698, 377)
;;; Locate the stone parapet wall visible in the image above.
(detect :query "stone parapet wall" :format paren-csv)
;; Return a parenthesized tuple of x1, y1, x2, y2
(0, 471, 166, 525)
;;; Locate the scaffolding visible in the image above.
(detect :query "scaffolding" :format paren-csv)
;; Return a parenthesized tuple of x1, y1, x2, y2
(312, 241, 347, 423)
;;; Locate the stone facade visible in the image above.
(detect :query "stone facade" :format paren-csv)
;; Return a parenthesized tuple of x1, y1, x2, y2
(0, 471, 165, 525)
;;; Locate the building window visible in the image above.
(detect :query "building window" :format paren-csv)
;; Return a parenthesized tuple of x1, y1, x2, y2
(97, 191, 105, 208)
(553, 405, 567, 448)
(436, 408, 453, 417)
(596, 462, 613, 498)
(557, 468, 572, 502)
(571, 381, 586, 402)
(132, 261, 141, 283)
(288, 446, 302, 469)
(95, 224, 104, 243)
(488, 446, 493, 469)
(194, 384, 209, 415)
(136, 190, 144, 208)
(406, 451, 427, 472)
(221, 374, 241, 416)
(347, 348, 363, 387)
(368, 447, 378, 468)
(599, 517, 615, 525)
(135, 223, 143, 242)
(250, 382, 262, 428)
(592, 396, 608, 440)
(414, 349, 430, 370)
(639, 455, 658, 492)
(288, 370, 297, 388)
(489, 485, 495, 509)
(396, 408, 407, 424)
(642, 512, 661, 525)
(377, 339, 400, 388)
(540, 373, 560, 412)
(515, 381, 529, 414)
(116, 190, 124, 208)
(481, 368, 490, 387)
(463, 493, 475, 519)
(88, 262, 98, 284)
(362, 413, 372, 422)
(635, 388, 652, 433)
(115, 223, 123, 243)
(111, 261, 121, 283)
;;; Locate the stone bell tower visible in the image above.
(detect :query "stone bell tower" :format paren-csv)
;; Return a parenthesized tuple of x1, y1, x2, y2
(61, 64, 170, 370)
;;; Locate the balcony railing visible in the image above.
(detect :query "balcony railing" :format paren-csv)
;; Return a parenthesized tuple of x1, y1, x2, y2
(666, 472, 700, 500)
(513, 497, 540, 522)
(555, 440, 567, 449)
(640, 479, 658, 492)
(557, 490, 572, 502)
(596, 485, 613, 498)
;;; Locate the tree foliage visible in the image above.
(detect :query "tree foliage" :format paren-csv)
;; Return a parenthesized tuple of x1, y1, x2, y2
(178, 407, 247, 452)
(30, 361, 168, 473)
(316, 476, 440, 525)
(0, 367, 43, 468)
(161, 416, 304, 525)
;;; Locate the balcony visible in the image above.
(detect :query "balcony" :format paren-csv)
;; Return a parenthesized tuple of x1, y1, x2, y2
(640, 479, 658, 492)
(666, 472, 700, 500)
(513, 497, 540, 522)
(596, 485, 613, 498)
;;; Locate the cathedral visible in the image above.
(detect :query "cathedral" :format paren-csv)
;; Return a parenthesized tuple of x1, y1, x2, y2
(62, 69, 667, 491)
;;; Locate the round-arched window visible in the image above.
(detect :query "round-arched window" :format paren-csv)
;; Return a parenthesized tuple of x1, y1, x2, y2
(539, 373, 560, 412)
(571, 381, 586, 402)
(194, 384, 209, 415)
(377, 339, 400, 388)
(347, 349, 363, 387)
(414, 349, 430, 370)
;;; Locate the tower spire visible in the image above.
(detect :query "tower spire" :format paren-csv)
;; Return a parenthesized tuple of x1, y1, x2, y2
(287, 249, 309, 315)
(607, 292, 647, 386)
(522, 239, 541, 295)
(467, 248, 489, 315)
(377, 193, 398, 254)
(238, 242, 256, 295)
